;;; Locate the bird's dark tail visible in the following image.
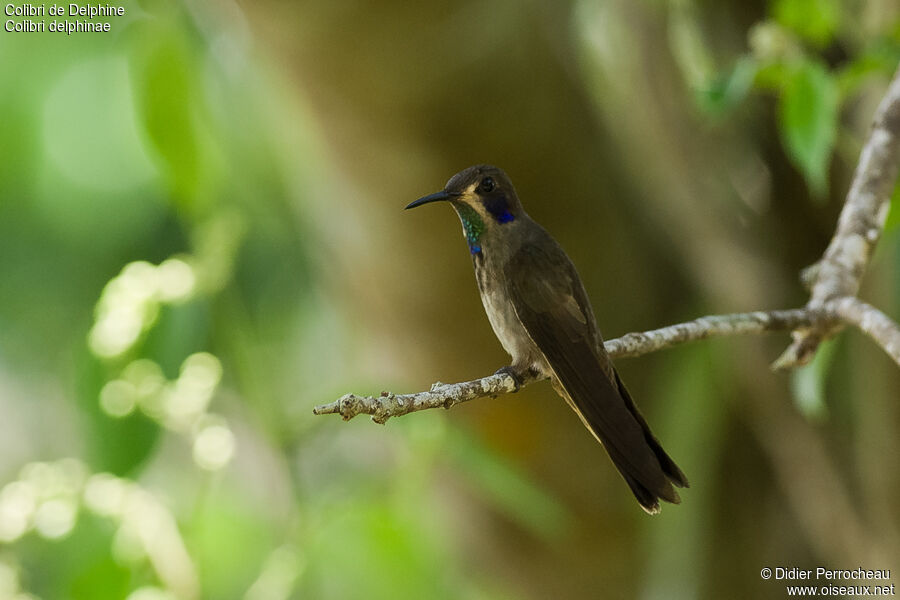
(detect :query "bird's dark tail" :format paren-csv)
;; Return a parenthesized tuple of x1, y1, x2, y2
(611, 369, 689, 513)
(558, 364, 689, 514)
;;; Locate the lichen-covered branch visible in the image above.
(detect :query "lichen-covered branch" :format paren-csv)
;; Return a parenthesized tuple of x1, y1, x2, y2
(312, 371, 536, 424)
(830, 297, 900, 365)
(314, 308, 818, 423)
(605, 309, 814, 358)
(777, 65, 900, 367)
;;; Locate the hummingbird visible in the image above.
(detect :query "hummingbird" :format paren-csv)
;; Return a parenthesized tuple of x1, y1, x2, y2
(406, 164, 688, 513)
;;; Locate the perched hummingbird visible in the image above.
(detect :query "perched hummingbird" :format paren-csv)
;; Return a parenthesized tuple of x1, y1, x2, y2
(406, 165, 688, 513)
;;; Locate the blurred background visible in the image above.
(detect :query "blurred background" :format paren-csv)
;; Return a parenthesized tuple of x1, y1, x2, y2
(1, 0, 899, 598)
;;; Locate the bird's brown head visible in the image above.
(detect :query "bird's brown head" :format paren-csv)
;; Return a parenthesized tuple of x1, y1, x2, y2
(406, 165, 524, 254)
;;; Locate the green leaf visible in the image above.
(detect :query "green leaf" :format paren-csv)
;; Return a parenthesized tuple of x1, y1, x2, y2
(772, 0, 840, 47)
(836, 44, 900, 98)
(790, 338, 839, 420)
(142, 300, 212, 377)
(696, 57, 758, 115)
(77, 353, 161, 476)
(754, 61, 791, 91)
(777, 60, 839, 199)
(19, 513, 133, 600)
(127, 21, 214, 213)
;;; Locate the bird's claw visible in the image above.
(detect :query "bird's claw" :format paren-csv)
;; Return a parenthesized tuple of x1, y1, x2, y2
(494, 366, 524, 392)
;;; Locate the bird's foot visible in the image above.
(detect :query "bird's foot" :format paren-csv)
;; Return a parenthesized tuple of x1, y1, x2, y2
(494, 366, 524, 392)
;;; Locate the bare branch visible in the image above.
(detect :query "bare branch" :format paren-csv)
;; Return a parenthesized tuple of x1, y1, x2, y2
(605, 309, 813, 358)
(314, 308, 816, 422)
(830, 297, 900, 366)
(778, 65, 900, 367)
(312, 371, 532, 424)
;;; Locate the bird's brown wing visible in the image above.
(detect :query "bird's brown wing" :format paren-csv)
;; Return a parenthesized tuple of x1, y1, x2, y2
(507, 241, 681, 512)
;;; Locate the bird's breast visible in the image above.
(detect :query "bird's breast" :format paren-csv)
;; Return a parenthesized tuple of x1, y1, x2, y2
(475, 259, 546, 373)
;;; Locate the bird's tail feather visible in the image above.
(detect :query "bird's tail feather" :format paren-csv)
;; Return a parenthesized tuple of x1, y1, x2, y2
(559, 366, 688, 514)
(613, 369, 690, 491)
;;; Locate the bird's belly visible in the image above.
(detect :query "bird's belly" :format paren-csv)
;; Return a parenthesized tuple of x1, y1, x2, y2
(480, 287, 548, 373)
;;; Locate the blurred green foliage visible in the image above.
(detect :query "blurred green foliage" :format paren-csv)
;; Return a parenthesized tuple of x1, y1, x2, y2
(696, 0, 900, 199)
(1, 0, 899, 598)
(773, 0, 840, 47)
(776, 59, 839, 198)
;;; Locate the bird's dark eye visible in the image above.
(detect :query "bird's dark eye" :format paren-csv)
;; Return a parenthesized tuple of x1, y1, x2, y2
(480, 177, 495, 193)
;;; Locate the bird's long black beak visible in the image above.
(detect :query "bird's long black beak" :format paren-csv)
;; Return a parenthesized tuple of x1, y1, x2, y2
(405, 190, 460, 210)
